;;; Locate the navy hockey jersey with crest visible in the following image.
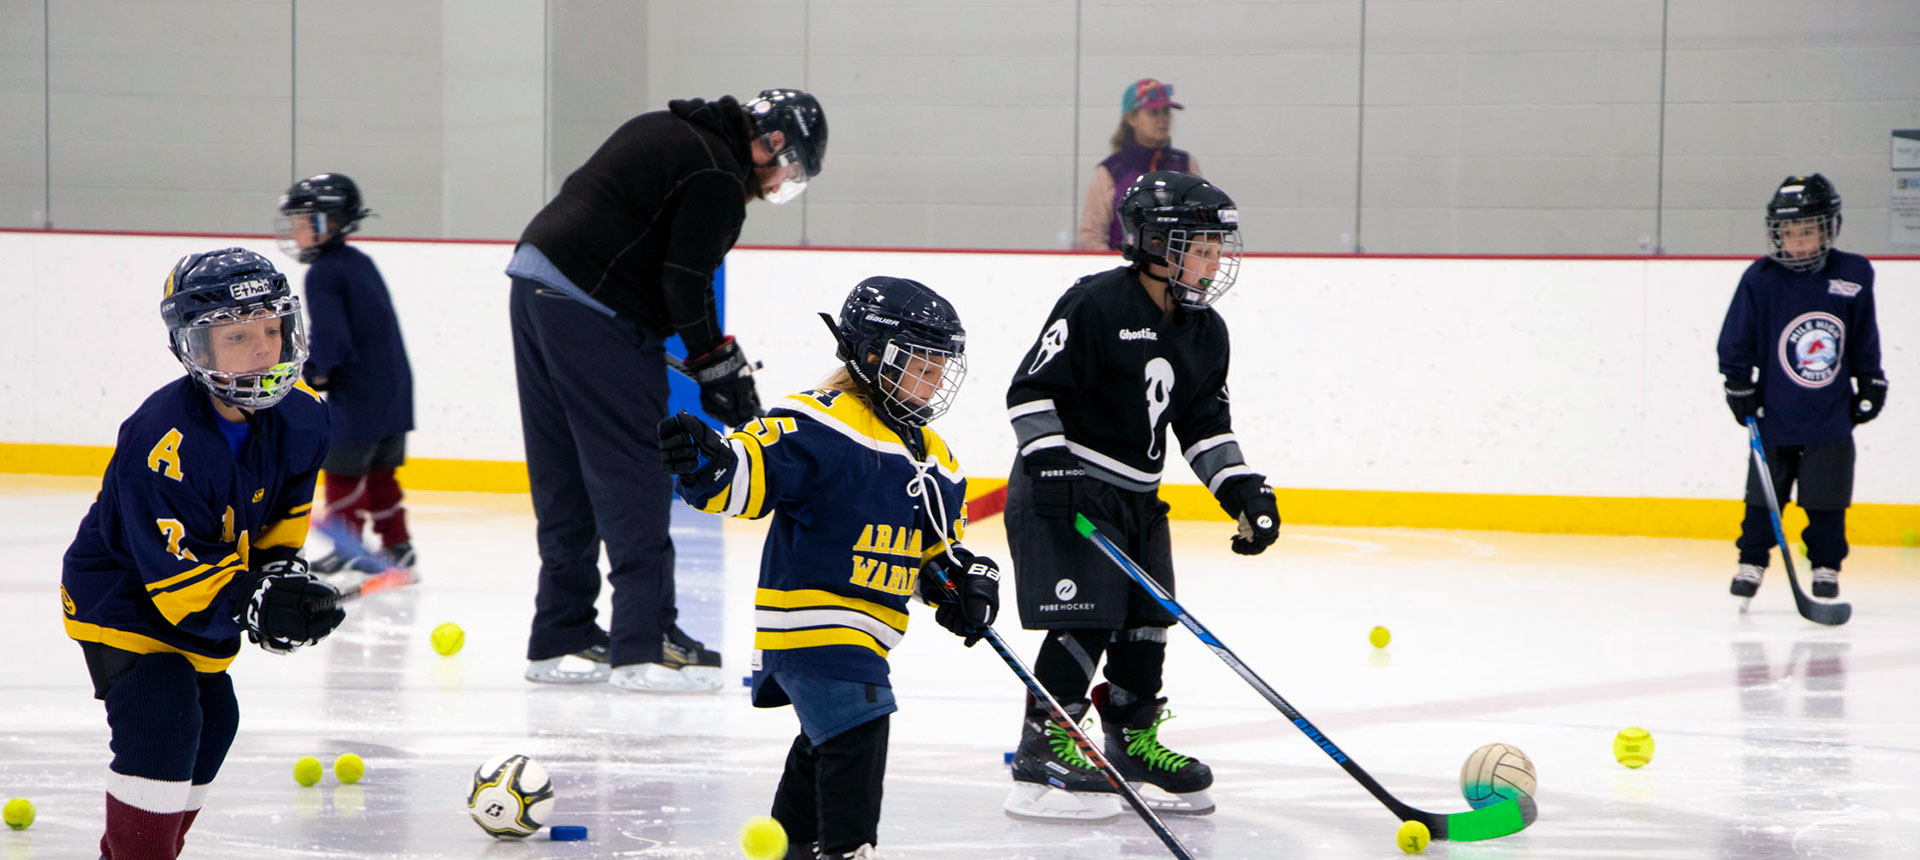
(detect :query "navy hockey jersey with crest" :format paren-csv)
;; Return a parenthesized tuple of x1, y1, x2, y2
(1717, 250, 1882, 446)
(62, 376, 329, 672)
(672, 389, 969, 693)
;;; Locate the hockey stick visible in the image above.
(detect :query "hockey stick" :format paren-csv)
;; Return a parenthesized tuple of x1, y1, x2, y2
(1074, 513, 1537, 842)
(1745, 418, 1851, 626)
(923, 569, 1194, 860)
(305, 516, 418, 610)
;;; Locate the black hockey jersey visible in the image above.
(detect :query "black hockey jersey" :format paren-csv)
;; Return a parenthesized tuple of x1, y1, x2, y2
(62, 377, 329, 672)
(1007, 266, 1251, 497)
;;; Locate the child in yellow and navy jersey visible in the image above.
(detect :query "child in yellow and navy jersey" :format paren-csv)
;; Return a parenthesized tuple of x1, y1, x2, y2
(61, 248, 345, 860)
(659, 276, 999, 860)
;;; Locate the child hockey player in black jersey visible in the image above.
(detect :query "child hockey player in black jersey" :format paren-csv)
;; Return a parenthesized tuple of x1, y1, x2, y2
(1718, 174, 1886, 600)
(276, 173, 417, 575)
(1002, 172, 1281, 820)
(62, 248, 346, 859)
(659, 277, 1000, 860)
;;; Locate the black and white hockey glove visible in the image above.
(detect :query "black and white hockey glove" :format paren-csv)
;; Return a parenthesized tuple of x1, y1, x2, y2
(1221, 476, 1280, 556)
(1851, 373, 1887, 425)
(1022, 448, 1085, 522)
(918, 547, 1000, 647)
(237, 559, 345, 655)
(1724, 374, 1762, 426)
(657, 411, 737, 488)
(683, 336, 762, 427)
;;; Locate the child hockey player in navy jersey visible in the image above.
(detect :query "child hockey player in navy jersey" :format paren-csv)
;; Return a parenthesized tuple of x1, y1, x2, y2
(62, 248, 345, 859)
(276, 173, 417, 574)
(1002, 172, 1280, 821)
(1718, 173, 1886, 600)
(659, 277, 1000, 860)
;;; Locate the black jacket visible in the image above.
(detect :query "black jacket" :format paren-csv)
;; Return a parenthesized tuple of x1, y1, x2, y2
(519, 97, 756, 355)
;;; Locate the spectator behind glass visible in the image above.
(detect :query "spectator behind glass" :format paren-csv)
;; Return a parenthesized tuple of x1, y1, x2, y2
(1077, 78, 1203, 251)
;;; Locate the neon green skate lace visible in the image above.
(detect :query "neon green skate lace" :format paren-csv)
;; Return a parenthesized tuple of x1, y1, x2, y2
(1046, 718, 1100, 771)
(1122, 708, 1193, 772)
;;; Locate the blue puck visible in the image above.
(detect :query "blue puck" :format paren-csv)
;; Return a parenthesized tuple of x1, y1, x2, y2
(742, 675, 753, 687)
(1003, 751, 1015, 765)
(550, 825, 588, 841)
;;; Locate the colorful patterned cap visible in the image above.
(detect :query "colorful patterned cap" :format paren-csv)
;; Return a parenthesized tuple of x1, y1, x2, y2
(1122, 78, 1184, 113)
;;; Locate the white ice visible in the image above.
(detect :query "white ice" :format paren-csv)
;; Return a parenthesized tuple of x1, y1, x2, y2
(3, 474, 1918, 859)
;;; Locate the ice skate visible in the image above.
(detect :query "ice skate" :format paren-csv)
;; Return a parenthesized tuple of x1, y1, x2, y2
(1811, 567, 1839, 599)
(1004, 694, 1121, 822)
(609, 661, 716, 693)
(1730, 563, 1764, 610)
(817, 845, 879, 860)
(525, 637, 612, 684)
(662, 626, 725, 690)
(1093, 683, 1214, 815)
(382, 541, 416, 570)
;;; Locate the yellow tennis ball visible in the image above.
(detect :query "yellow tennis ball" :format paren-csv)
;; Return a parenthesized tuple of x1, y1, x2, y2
(739, 815, 788, 860)
(1614, 726, 1654, 768)
(1369, 626, 1391, 649)
(431, 622, 465, 656)
(334, 753, 365, 784)
(3, 797, 34, 831)
(1396, 819, 1429, 853)
(293, 755, 323, 787)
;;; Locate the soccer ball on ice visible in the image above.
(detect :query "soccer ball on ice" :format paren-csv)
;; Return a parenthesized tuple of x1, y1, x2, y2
(467, 753, 555, 838)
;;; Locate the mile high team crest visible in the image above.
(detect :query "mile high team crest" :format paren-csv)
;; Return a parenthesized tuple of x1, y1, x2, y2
(1778, 311, 1844, 388)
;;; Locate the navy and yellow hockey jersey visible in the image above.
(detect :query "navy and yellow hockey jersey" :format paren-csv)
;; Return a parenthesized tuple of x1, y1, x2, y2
(673, 388, 969, 695)
(62, 376, 330, 672)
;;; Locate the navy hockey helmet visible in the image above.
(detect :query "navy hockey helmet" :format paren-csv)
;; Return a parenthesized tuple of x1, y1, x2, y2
(276, 173, 372, 263)
(1118, 172, 1242, 310)
(746, 88, 827, 204)
(160, 248, 309, 409)
(1765, 173, 1841, 272)
(818, 276, 967, 427)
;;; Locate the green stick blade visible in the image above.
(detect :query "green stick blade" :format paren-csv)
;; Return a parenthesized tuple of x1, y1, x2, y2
(1442, 796, 1536, 841)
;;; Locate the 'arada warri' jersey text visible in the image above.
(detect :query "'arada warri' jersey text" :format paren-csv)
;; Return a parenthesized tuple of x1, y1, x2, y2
(673, 389, 967, 695)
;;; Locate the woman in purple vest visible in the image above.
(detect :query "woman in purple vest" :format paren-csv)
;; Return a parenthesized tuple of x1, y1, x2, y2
(1076, 78, 1203, 251)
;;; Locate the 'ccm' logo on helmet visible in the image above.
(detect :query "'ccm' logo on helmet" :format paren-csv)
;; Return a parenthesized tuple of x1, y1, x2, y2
(228, 278, 274, 300)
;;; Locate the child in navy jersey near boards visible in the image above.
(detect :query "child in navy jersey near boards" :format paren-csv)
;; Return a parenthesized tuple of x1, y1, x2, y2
(1718, 174, 1886, 600)
(659, 277, 1000, 860)
(276, 173, 417, 575)
(62, 248, 345, 859)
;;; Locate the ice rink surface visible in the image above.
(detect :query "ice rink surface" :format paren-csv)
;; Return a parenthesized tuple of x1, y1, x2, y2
(3, 474, 1917, 859)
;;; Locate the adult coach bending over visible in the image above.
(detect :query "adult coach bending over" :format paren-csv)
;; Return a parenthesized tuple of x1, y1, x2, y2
(508, 89, 827, 691)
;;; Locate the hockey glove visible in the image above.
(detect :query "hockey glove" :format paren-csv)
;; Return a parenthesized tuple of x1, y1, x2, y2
(1851, 373, 1887, 425)
(919, 547, 1000, 647)
(683, 336, 762, 427)
(1724, 374, 1762, 426)
(237, 559, 345, 655)
(657, 411, 737, 488)
(1221, 475, 1280, 556)
(1022, 447, 1085, 522)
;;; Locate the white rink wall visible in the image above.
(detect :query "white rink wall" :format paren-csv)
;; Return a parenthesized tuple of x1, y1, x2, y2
(1, 231, 1913, 505)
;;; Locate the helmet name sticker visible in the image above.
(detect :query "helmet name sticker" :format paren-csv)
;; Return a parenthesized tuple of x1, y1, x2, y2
(228, 278, 275, 300)
(1777, 311, 1845, 389)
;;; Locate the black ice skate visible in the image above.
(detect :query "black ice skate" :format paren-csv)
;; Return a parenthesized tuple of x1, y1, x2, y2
(1093, 682, 1215, 814)
(1003, 694, 1121, 822)
(1730, 563, 1764, 602)
(1811, 567, 1839, 598)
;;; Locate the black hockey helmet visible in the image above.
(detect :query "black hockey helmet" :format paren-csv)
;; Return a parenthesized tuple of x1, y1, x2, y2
(1119, 172, 1242, 309)
(746, 88, 827, 203)
(1765, 173, 1841, 272)
(818, 276, 967, 427)
(161, 248, 309, 409)
(277, 173, 372, 263)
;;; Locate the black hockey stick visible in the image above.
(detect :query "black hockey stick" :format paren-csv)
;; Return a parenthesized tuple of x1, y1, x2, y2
(926, 568, 1195, 860)
(1075, 513, 1537, 842)
(1745, 417, 1851, 626)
